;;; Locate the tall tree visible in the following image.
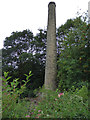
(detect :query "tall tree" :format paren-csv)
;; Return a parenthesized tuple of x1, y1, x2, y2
(2, 29, 33, 82)
(2, 29, 47, 89)
(2, 29, 33, 69)
(57, 15, 89, 90)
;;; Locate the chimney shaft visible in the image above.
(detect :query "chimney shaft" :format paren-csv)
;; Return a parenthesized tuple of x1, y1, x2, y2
(44, 2, 57, 90)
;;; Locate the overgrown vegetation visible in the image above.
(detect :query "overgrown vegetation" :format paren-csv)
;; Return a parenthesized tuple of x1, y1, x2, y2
(2, 73, 89, 118)
(32, 87, 88, 118)
(57, 13, 89, 90)
(1, 12, 89, 118)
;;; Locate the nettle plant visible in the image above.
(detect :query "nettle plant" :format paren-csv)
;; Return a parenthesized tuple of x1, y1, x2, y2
(2, 71, 32, 99)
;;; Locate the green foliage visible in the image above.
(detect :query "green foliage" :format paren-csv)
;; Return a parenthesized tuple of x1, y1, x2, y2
(2, 29, 46, 90)
(2, 71, 32, 118)
(76, 86, 88, 102)
(2, 93, 30, 118)
(20, 89, 35, 98)
(27, 86, 89, 118)
(2, 72, 89, 118)
(57, 14, 89, 91)
(2, 92, 18, 118)
(2, 71, 32, 95)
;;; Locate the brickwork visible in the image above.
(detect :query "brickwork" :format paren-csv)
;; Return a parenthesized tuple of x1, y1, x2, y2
(44, 2, 57, 90)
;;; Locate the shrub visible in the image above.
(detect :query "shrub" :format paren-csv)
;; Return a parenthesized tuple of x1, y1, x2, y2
(2, 71, 32, 118)
(28, 86, 89, 118)
(2, 71, 89, 118)
(2, 93, 31, 118)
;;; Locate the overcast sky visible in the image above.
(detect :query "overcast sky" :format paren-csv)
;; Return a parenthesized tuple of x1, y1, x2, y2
(0, 0, 89, 49)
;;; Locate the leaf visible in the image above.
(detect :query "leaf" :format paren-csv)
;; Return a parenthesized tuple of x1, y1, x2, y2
(6, 76, 12, 81)
(2, 78, 6, 82)
(13, 78, 19, 83)
(11, 82, 14, 87)
(24, 74, 28, 77)
(4, 72, 9, 78)
(29, 71, 32, 75)
(14, 82, 19, 87)
(26, 76, 29, 80)
(22, 80, 26, 83)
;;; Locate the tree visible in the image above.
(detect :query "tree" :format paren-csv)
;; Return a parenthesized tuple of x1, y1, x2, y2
(2, 29, 47, 90)
(57, 14, 89, 90)
(2, 29, 33, 84)
(2, 29, 33, 68)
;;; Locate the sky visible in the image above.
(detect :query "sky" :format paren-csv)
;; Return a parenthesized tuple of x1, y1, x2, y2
(0, 0, 89, 49)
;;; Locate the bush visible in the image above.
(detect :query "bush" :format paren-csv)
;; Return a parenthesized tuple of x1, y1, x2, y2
(2, 72, 89, 118)
(2, 71, 32, 118)
(28, 86, 89, 118)
(2, 93, 30, 118)
(20, 88, 35, 98)
(2, 83, 89, 118)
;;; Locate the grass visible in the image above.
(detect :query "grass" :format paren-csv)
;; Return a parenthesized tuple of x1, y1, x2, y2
(2, 85, 89, 119)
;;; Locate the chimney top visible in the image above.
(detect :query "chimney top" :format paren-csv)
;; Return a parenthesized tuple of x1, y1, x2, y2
(49, 2, 56, 6)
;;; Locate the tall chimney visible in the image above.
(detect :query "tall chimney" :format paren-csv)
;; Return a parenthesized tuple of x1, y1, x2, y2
(44, 2, 57, 90)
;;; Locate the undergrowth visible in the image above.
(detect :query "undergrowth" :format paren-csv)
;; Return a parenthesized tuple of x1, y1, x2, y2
(1, 72, 89, 118)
